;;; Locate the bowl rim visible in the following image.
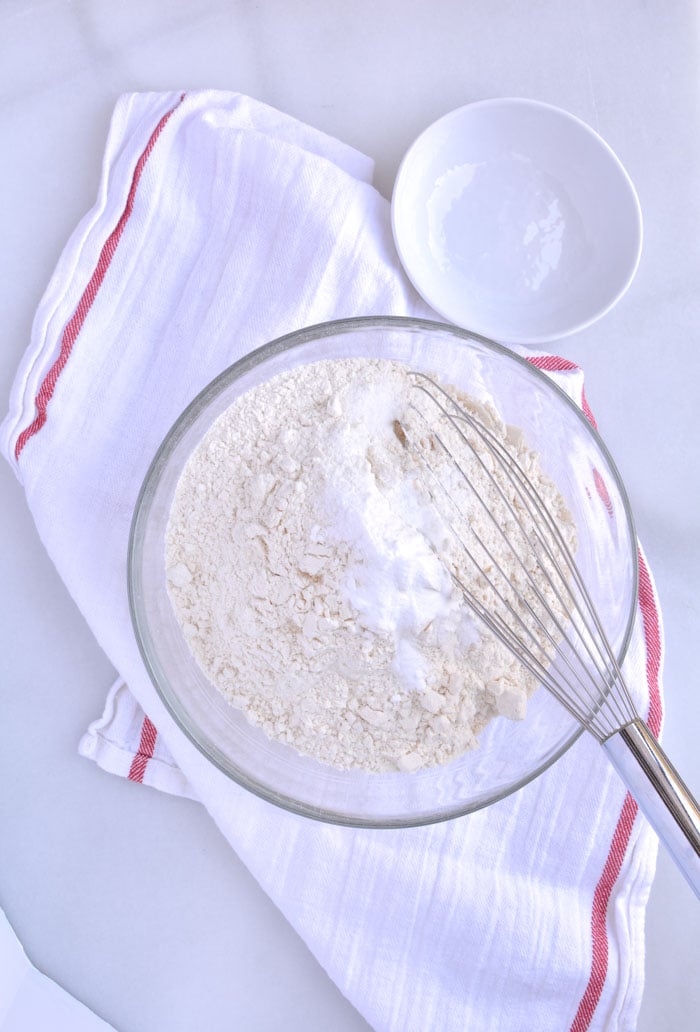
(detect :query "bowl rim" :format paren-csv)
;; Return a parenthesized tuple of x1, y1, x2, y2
(391, 97, 644, 344)
(128, 315, 639, 827)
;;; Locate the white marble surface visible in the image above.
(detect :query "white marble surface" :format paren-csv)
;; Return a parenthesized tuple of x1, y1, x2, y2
(1, 1, 698, 1029)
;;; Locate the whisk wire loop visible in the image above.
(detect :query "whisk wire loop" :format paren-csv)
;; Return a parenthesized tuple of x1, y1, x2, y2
(404, 415, 609, 732)
(405, 372, 637, 740)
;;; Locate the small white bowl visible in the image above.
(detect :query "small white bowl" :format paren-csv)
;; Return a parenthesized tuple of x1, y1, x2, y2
(391, 98, 643, 344)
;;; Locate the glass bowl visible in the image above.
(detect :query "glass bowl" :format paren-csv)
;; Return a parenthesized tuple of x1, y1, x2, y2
(128, 316, 638, 827)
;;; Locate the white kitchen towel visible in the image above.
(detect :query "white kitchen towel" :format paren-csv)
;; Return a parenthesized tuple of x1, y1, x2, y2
(2, 90, 663, 1032)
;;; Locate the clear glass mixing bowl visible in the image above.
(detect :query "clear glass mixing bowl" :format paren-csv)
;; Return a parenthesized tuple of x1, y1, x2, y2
(128, 316, 638, 826)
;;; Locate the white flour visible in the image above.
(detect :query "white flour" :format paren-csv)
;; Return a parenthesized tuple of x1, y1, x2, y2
(165, 358, 576, 772)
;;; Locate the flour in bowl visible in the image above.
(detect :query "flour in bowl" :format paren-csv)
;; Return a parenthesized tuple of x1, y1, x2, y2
(165, 358, 576, 772)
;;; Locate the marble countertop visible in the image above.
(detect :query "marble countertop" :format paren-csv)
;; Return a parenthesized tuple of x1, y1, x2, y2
(1, 1, 698, 1029)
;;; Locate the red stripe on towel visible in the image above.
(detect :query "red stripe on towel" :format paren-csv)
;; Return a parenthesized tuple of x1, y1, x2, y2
(570, 793, 639, 1032)
(14, 94, 186, 462)
(570, 549, 663, 1031)
(637, 551, 663, 738)
(592, 469, 614, 518)
(527, 354, 579, 374)
(526, 354, 597, 428)
(128, 715, 159, 784)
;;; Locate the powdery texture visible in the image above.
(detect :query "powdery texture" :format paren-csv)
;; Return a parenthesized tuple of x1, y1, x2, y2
(165, 358, 576, 772)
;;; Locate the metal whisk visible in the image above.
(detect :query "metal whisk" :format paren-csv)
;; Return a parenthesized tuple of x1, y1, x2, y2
(403, 371, 700, 897)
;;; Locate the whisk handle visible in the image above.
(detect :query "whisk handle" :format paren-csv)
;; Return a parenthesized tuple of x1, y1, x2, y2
(603, 718, 700, 899)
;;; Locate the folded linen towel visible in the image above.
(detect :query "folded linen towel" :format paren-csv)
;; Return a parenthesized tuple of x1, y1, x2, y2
(2, 90, 662, 1032)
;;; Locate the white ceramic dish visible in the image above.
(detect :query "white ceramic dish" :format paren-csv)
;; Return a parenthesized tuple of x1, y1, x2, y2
(391, 98, 643, 344)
